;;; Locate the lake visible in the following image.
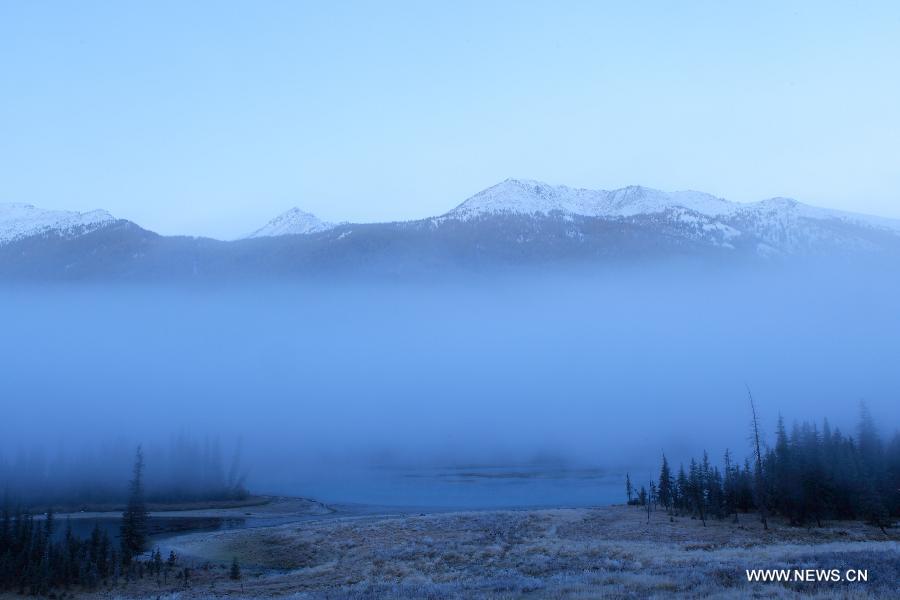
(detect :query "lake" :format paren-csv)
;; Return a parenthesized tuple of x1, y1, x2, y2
(260, 463, 628, 510)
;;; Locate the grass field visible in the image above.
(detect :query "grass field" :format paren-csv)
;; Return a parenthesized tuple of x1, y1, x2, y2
(44, 502, 897, 599)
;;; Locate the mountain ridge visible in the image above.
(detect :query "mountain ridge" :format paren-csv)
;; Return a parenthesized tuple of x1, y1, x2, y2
(443, 179, 900, 231)
(2, 180, 899, 279)
(5, 179, 899, 244)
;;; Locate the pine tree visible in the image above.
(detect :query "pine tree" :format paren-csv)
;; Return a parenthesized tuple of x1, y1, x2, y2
(230, 556, 241, 580)
(120, 446, 149, 563)
(723, 449, 738, 520)
(688, 458, 706, 525)
(658, 454, 673, 512)
(675, 464, 689, 514)
(625, 473, 634, 504)
(708, 467, 724, 519)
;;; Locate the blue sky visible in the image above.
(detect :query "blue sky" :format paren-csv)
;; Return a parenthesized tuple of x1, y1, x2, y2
(2, 1, 898, 238)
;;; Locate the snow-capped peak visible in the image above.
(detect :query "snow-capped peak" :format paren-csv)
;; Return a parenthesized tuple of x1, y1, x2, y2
(445, 179, 605, 220)
(246, 207, 334, 238)
(445, 179, 736, 221)
(445, 179, 900, 233)
(0, 202, 116, 245)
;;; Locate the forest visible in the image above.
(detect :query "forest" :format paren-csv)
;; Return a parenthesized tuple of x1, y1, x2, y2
(0, 446, 239, 595)
(627, 402, 900, 531)
(0, 435, 250, 593)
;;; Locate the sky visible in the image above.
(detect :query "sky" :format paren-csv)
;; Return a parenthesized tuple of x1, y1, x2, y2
(1, 1, 899, 239)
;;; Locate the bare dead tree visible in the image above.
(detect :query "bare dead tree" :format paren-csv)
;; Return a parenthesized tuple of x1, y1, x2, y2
(747, 385, 769, 530)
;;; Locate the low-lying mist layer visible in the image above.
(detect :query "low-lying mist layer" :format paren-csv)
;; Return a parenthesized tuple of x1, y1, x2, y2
(2, 261, 898, 506)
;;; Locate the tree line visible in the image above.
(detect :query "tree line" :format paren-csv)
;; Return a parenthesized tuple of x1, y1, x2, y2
(0, 433, 248, 508)
(626, 401, 900, 530)
(0, 447, 240, 594)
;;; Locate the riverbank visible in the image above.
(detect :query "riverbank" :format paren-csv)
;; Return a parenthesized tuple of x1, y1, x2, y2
(37, 500, 898, 599)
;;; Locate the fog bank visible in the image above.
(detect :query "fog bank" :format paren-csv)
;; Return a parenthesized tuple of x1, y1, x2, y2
(2, 262, 898, 505)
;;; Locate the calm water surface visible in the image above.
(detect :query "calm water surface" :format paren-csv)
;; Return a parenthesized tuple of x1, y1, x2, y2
(263, 463, 627, 510)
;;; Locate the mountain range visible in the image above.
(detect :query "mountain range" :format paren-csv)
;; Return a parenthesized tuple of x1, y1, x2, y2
(2, 179, 899, 279)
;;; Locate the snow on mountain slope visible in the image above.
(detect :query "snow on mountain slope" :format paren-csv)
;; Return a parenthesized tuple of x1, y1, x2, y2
(246, 207, 335, 238)
(443, 179, 737, 220)
(737, 196, 900, 233)
(442, 179, 900, 254)
(446, 179, 900, 226)
(0, 203, 116, 245)
(723, 197, 900, 253)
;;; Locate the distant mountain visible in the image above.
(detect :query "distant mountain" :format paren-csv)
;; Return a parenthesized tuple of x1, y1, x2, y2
(439, 179, 900, 256)
(443, 179, 737, 220)
(245, 207, 335, 238)
(2, 180, 899, 280)
(0, 203, 117, 244)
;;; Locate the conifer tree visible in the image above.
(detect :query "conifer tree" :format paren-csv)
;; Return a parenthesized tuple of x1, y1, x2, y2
(120, 446, 149, 563)
(688, 458, 706, 525)
(675, 464, 689, 514)
(658, 454, 673, 511)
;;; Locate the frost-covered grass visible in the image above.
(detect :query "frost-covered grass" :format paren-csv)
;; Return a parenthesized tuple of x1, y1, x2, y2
(41, 505, 899, 599)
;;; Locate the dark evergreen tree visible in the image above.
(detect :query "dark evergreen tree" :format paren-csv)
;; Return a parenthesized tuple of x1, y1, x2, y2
(120, 446, 149, 564)
(687, 458, 706, 525)
(722, 449, 739, 519)
(658, 454, 673, 511)
(675, 464, 689, 515)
